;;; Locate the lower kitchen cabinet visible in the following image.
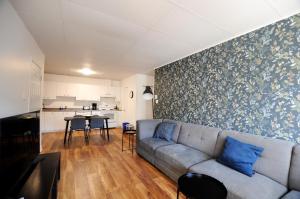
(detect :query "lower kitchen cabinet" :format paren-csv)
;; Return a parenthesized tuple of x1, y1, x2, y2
(41, 112, 74, 133)
(41, 110, 120, 133)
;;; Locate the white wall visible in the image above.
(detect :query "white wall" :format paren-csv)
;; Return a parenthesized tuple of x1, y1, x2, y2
(136, 74, 154, 120)
(120, 74, 154, 127)
(120, 75, 137, 126)
(0, 0, 44, 118)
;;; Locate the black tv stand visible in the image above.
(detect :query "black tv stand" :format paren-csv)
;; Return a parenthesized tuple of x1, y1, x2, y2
(16, 152, 61, 199)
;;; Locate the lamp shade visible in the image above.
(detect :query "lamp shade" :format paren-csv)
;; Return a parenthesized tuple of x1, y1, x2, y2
(143, 86, 153, 100)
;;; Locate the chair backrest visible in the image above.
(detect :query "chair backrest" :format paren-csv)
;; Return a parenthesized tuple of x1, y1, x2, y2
(89, 116, 104, 129)
(70, 117, 86, 131)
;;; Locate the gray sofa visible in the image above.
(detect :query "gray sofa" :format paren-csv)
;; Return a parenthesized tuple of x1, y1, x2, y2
(136, 119, 300, 199)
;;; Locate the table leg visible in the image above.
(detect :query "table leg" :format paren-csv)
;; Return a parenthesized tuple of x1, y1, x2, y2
(131, 134, 134, 155)
(105, 119, 109, 141)
(129, 133, 131, 148)
(64, 120, 69, 146)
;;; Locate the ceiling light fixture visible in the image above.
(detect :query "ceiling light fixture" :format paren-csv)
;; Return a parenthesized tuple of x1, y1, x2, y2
(78, 68, 95, 76)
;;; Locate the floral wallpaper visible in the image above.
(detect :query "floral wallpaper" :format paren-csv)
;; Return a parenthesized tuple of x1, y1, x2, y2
(154, 14, 300, 143)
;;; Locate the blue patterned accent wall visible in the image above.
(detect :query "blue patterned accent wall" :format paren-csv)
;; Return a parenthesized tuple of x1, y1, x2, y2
(154, 14, 300, 143)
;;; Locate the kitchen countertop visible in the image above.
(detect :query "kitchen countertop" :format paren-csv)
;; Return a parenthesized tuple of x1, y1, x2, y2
(42, 108, 122, 112)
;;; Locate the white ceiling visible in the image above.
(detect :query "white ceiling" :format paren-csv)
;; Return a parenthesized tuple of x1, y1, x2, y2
(10, 0, 300, 80)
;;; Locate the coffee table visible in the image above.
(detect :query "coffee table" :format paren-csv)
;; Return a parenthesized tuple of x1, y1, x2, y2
(177, 172, 227, 199)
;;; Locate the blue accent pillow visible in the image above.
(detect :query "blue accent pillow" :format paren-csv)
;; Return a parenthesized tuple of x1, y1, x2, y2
(153, 122, 176, 141)
(217, 136, 264, 177)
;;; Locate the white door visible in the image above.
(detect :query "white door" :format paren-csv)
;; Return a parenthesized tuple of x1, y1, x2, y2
(29, 61, 42, 112)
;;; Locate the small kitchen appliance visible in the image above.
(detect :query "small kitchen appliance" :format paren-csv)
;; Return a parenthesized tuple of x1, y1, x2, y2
(92, 103, 97, 110)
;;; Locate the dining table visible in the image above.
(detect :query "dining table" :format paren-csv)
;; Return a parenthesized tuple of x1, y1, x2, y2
(63, 115, 110, 145)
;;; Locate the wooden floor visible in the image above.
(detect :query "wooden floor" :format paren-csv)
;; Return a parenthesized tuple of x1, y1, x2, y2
(42, 128, 180, 199)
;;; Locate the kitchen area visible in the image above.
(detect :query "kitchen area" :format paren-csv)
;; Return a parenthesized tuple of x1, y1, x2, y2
(41, 74, 122, 133)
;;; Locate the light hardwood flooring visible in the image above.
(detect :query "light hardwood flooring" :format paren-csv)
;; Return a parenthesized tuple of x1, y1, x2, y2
(42, 128, 180, 199)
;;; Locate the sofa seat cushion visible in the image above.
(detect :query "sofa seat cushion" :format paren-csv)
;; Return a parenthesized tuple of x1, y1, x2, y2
(139, 137, 175, 154)
(190, 160, 287, 199)
(155, 144, 210, 172)
(281, 190, 300, 199)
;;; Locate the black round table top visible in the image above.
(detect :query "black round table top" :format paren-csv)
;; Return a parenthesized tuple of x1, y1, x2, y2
(123, 129, 136, 134)
(178, 173, 227, 199)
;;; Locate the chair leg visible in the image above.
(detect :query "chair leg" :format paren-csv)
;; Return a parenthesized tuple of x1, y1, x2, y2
(122, 132, 124, 152)
(103, 128, 106, 140)
(86, 129, 89, 141)
(68, 130, 72, 145)
(85, 130, 89, 145)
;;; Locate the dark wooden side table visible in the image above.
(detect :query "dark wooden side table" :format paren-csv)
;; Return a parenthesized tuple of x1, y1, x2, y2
(16, 152, 61, 199)
(122, 129, 136, 155)
(177, 172, 227, 199)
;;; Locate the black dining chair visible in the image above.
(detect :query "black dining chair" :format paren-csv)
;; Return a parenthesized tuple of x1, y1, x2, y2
(88, 115, 105, 139)
(68, 117, 88, 145)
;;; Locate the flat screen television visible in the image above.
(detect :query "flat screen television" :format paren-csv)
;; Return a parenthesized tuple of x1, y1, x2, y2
(0, 111, 40, 198)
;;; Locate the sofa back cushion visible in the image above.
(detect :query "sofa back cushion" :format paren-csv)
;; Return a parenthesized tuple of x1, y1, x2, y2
(153, 122, 176, 141)
(163, 119, 182, 142)
(136, 119, 162, 141)
(178, 123, 221, 156)
(214, 130, 295, 186)
(289, 145, 300, 191)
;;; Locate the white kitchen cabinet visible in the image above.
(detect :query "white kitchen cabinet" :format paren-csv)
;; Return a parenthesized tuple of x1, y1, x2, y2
(112, 86, 121, 102)
(77, 84, 88, 101)
(41, 111, 75, 133)
(100, 79, 113, 97)
(43, 76, 121, 101)
(44, 81, 57, 100)
(42, 112, 55, 132)
(77, 84, 101, 101)
(56, 82, 77, 97)
(41, 110, 121, 133)
(89, 85, 101, 101)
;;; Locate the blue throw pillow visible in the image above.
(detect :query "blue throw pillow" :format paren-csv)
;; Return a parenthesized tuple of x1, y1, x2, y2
(153, 122, 176, 141)
(217, 136, 264, 177)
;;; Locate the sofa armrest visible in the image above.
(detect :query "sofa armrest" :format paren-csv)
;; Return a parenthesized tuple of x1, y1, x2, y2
(136, 119, 162, 141)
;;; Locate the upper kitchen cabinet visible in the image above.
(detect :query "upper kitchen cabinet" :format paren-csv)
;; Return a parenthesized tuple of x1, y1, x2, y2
(42, 74, 121, 101)
(56, 82, 77, 97)
(112, 86, 121, 102)
(101, 79, 113, 97)
(76, 84, 101, 101)
(43, 81, 57, 100)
